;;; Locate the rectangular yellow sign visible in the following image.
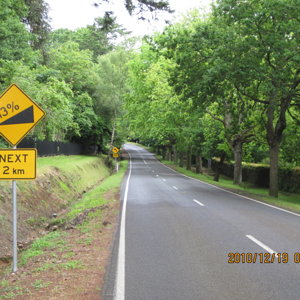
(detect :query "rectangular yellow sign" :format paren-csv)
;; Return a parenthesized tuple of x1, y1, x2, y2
(113, 153, 119, 158)
(0, 149, 36, 180)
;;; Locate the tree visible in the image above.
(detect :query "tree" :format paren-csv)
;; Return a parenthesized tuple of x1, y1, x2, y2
(24, 0, 51, 63)
(214, 0, 300, 196)
(152, 14, 256, 184)
(0, 0, 35, 63)
(47, 41, 97, 93)
(4, 61, 77, 141)
(93, 0, 173, 17)
(49, 15, 128, 62)
(94, 48, 132, 146)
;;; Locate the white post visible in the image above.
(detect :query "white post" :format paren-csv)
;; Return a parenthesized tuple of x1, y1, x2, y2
(115, 157, 119, 172)
(12, 145, 17, 273)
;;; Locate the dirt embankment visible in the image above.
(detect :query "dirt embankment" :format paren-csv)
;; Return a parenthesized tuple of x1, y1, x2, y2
(0, 156, 109, 261)
(0, 156, 126, 299)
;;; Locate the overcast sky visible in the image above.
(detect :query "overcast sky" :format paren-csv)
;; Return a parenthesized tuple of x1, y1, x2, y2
(45, 0, 213, 36)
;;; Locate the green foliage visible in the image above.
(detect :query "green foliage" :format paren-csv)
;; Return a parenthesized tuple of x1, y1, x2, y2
(67, 160, 128, 219)
(125, 1, 300, 195)
(20, 232, 65, 265)
(95, 48, 132, 121)
(49, 15, 127, 61)
(0, 0, 36, 63)
(122, 0, 172, 15)
(281, 115, 300, 166)
(48, 41, 96, 92)
(24, 0, 51, 62)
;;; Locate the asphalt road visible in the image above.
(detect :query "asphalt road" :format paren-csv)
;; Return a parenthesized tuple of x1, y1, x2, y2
(103, 144, 300, 300)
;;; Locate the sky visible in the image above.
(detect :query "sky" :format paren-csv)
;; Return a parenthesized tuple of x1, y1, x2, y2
(45, 0, 213, 37)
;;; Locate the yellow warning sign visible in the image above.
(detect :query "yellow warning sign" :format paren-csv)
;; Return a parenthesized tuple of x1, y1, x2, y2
(0, 84, 46, 146)
(0, 149, 36, 180)
(112, 147, 119, 153)
(113, 153, 119, 158)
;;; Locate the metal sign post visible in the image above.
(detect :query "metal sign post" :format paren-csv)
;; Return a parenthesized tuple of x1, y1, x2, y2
(0, 84, 45, 273)
(0, 148, 37, 273)
(115, 157, 119, 172)
(12, 147, 17, 273)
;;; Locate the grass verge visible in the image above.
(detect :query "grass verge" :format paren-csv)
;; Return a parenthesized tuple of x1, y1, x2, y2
(160, 158, 300, 214)
(0, 159, 128, 300)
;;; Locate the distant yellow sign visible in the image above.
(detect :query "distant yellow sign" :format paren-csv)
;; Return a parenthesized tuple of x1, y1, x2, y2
(112, 147, 119, 154)
(113, 153, 119, 158)
(0, 149, 36, 180)
(0, 84, 46, 146)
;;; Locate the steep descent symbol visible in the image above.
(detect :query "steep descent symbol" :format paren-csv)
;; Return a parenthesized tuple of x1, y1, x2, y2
(0, 84, 46, 146)
(0, 106, 34, 125)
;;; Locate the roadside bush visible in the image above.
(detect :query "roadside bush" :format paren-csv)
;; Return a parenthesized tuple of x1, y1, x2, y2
(211, 160, 300, 193)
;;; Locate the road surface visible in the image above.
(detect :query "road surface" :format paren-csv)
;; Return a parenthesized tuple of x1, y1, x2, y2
(103, 144, 300, 300)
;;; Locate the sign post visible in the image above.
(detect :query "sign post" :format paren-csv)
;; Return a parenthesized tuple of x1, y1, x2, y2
(0, 84, 45, 273)
(112, 147, 120, 172)
(12, 146, 17, 273)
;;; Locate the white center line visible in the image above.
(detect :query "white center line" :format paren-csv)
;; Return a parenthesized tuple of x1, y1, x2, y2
(143, 160, 147, 164)
(193, 199, 205, 207)
(172, 186, 178, 190)
(246, 235, 277, 254)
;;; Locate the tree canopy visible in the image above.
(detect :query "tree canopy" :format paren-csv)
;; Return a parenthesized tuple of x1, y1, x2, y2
(0, 0, 299, 196)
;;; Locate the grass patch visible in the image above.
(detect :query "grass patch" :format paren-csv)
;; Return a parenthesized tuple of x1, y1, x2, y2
(25, 217, 47, 227)
(67, 160, 128, 220)
(0, 282, 27, 299)
(37, 155, 100, 170)
(77, 236, 93, 246)
(62, 252, 75, 259)
(58, 181, 70, 193)
(20, 232, 66, 265)
(31, 279, 52, 289)
(161, 159, 300, 213)
(37, 155, 110, 195)
(60, 260, 84, 270)
(34, 260, 84, 273)
(34, 262, 55, 273)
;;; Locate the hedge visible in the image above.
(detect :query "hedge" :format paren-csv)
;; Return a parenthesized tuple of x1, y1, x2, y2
(211, 160, 300, 193)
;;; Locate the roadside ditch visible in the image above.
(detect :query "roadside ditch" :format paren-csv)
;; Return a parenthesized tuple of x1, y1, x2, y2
(0, 155, 127, 299)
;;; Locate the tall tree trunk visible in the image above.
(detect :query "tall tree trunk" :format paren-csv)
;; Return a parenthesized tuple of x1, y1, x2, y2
(214, 153, 225, 182)
(155, 146, 159, 155)
(162, 146, 167, 160)
(233, 140, 243, 185)
(172, 145, 177, 163)
(269, 142, 280, 197)
(110, 120, 116, 148)
(179, 152, 184, 167)
(168, 145, 172, 161)
(195, 156, 203, 174)
(186, 147, 192, 171)
(266, 99, 287, 197)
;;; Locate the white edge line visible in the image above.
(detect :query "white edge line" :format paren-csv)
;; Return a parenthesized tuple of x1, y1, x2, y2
(246, 235, 277, 254)
(155, 159, 300, 218)
(134, 147, 299, 218)
(172, 186, 178, 190)
(115, 152, 132, 300)
(193, 199, 205, 207)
